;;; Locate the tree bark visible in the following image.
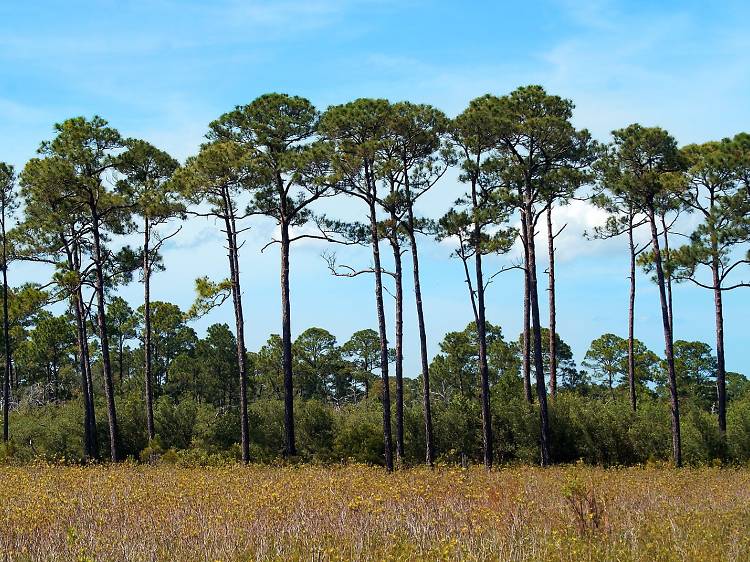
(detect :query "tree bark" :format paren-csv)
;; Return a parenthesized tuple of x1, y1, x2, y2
(401, 163, 435, 466)
(406, 227, 435, 466)
(546, 206, 557, 398)
(90, 207, 120, 462)
(661, 215, 674, 333)
(648, 210, 681, 467)
(1, 206, 11, 442)
(223, 205, 250, 464)
(71, 236, 99, 460)
(118, 338, 124, 385)
(76, 290, 98, 460)
(521, 217, 533, 404)
(712, 252, 726, 436)
(471, 179, 493, 469)
(526, 206, 551, 466)
(390, 236, 405, 463)
(627, 212, 637, 411)
(280, 222, 296, 457)
(143, 220, 155, 441)
(368, 199, 394, 472)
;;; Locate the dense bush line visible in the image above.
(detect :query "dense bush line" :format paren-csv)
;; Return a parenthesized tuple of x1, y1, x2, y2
(6, 379, 750, 466)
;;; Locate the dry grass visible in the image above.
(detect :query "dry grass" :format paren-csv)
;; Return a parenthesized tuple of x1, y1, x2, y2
(1, 463, 749, 561)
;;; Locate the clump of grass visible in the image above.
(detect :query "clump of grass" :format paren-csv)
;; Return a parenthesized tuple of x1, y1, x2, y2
(562, 475, 608, 535)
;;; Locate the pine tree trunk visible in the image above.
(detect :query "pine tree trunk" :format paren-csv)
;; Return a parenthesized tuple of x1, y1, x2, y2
(143, 222, 155, 441)
(521, 214, 533, 403)
(369, 200, 393, 472)
(661, 215, 674, 332)
(546, 206, 557, 398)
(90, 209, 120, 462)
(390, 236, 405, 462)
(402, 162, 435, 466)
(72, 290, 96, 459)
(472, 180, 493, 469)
(627, 215, 637, 412)
(76, 263, 99, 460)
(223, 207, 250, 464)
(280, 223, 296, 457)
(1, 210, 11, 443)
(407, 228, 435, 466)
(649, 211, 681, 467)
(526, 206, 551, 466)
(712, 254, 726, 436)
(223, 192, 250, 464)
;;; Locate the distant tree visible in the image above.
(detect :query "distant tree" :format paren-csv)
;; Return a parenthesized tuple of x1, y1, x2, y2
(196, 323, 239, 407)
(252, 334, 284, 400)
(583, 333, 659, 395)
(597, 124, 687, 466)
(140, 301, 196, 393)
(516, 328, 578, 389)
(662, 340, 717, 411)
(168, 323, 238, 406)
(341, 329, 382, 401)
(431, 322, 519, 402)
(16, 312, 76, 401)
(293, 327, 350, 403)
(106, 296, 137, 386)
(726, 371, 750, 403)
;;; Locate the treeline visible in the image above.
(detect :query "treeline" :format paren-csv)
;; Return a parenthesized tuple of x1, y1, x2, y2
(0, 87, 748, 469)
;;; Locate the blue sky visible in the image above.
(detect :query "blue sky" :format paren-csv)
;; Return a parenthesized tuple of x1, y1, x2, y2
(1, 0, 749, 376)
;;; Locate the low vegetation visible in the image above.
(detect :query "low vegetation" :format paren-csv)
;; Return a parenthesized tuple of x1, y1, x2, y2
(1, 464, 748, 561)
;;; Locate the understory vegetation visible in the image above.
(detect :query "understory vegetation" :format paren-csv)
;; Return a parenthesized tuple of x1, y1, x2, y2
(5, 379, 750, 467)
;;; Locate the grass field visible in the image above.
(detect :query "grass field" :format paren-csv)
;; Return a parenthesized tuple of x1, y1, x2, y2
(1, 463, 749, 561)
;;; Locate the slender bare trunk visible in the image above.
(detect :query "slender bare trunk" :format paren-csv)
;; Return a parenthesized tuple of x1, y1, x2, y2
(74, 290, 97, 460)
(1, 211, 10, 442)
(280, 222, 296, 457)
(73, 236, 99, 459)
(649, 210, 681, 467)
(90, 208, 120, 462)
(402, 162, 435, 466)
(546, 206, 557, 398)
(406, 227, 435, 465)
(521, 215, 533, 403)
(661, 215, 673, 333)
(471, 179, 493, 469)
(390, 237, 404, 462)
(368, 198, 394, 472)
(223, 203, 250, 464)
(143, 220, 155, 441)
(627, 213, 637, 411)
(526, 206, 551, 466)
(712, 252, 726, 436)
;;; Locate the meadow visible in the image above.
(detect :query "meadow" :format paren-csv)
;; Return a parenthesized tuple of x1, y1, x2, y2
(1, 463, 749, 561)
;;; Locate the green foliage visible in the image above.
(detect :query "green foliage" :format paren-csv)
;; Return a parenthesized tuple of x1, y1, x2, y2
(430, 321, 519, 402)
(187, 277, 233, 320)
(1, 89, 749, 473)
(582, 333, 659, 391)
